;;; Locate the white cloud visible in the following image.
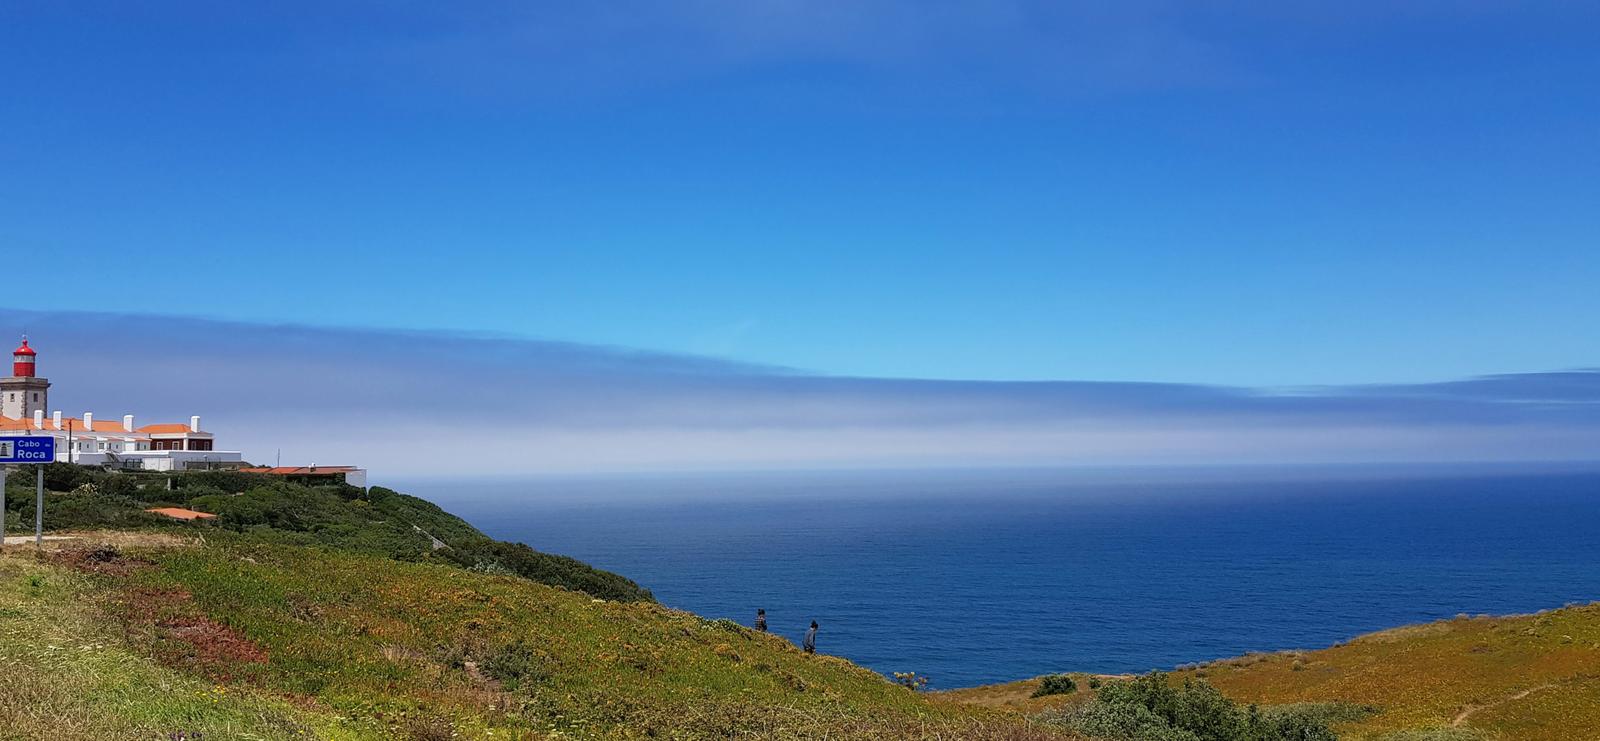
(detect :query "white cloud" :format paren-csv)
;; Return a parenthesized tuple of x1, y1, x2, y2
(4, 308, 1597, 477)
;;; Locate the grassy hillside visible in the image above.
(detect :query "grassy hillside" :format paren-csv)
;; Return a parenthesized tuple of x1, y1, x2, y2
(10, 465, 1592, 739)
(3, 465, 650, 602)
(0, 540, 328, 740)
(1, 534, 1065, 740)
(1178, 606, 1600, 740)
(946, 605, 1600, 740)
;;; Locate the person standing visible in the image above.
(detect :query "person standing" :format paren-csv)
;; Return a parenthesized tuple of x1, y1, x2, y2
(803, 620, 818, 654)
(755, 609, 768, 632)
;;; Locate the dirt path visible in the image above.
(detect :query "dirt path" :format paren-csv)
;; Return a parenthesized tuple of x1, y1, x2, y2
(1453, 682, 1559, 727)
(1, 535, 75, 545)
(2, 531, 189, 549)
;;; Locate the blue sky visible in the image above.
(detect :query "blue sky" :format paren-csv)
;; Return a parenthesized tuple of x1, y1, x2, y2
(2, 3, 1597, 394)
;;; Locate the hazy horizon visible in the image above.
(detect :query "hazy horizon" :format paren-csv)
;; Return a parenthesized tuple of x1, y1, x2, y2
(3, 308, 1596, 477)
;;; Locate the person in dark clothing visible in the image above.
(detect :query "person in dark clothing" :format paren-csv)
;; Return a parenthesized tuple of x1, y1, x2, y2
(755, 609, 767, 632)
(803, 621, 818, 654)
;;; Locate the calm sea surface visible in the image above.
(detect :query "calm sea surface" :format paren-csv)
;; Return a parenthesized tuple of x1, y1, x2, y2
(398, 465, 1600, 689)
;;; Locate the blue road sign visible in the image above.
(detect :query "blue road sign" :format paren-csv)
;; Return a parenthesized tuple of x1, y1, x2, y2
(0, 436, 55, 464)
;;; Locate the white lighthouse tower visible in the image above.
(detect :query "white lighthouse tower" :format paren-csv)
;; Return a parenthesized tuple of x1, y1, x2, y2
(1, 337, 50, 420)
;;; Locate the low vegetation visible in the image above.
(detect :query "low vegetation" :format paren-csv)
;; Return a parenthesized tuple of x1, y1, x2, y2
(1170, 606, 1600, 740)
(948, 603, 1600, 740)
(1037, 673, 1362, 740)
(1, 466, 1070, 739)
(0, 548, 330, 740)
(4, 465, 650, 602)
(10, 464, 1600, 739)
(1033, 674, 1077, 698)
(2, 537, 1068, 739)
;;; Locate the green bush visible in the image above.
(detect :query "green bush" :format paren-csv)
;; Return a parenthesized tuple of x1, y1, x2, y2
(1043, 672, 1344, 741)
(5, 485, 167, 532)
(172, 469, 264, 494)
(8, 463, 93, 493)
(98, 474, 140, 499)
(1032, 674, 1077, 697)
(442, 538, 653, 603)
(893, 672, 930, 691)
(480, 639, 551, 691)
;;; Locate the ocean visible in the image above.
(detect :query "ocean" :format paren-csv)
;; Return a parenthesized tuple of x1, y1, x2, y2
(398, 464, 1600, 690)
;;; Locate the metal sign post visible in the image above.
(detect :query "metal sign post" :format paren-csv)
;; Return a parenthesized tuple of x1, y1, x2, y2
(0, 438, 57, 548)
(35, 466, 44, 546)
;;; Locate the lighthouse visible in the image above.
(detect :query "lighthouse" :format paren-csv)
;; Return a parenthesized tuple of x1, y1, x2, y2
(1, 337, 50, 420)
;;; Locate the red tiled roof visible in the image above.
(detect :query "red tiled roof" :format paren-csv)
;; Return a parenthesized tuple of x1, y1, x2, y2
(139, 423, 199, 434)
(0, 416, 205, 434)
(145, 507, 218, 521)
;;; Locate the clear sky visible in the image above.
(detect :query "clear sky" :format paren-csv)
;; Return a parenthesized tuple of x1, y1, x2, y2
(3, 2, 1597, 387)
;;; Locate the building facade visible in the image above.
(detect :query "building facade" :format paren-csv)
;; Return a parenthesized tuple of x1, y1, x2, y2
(0, 338, 243, 471)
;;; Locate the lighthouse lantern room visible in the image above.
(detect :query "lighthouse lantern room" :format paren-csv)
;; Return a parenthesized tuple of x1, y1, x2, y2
(14, 337, 37, 376)
(1, 336, 51, 421)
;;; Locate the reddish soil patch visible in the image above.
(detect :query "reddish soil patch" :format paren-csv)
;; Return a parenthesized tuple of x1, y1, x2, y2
(48, 544, 154, 576)
(158, 614, 270, 667)
(110, 585, 270, 682)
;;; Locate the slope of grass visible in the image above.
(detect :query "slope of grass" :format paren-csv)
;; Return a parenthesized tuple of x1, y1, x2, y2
(5, 466, 652, 603)
(0, 547, 341, 740)
(1176, 606, 1600, 740)
(187, 484, 653, 602)
(13, 534, 1068, 740)
(948, 604, 1600, 740)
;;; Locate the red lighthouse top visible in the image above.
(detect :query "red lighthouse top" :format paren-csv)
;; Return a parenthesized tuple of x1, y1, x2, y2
(13, 337, 37, 377)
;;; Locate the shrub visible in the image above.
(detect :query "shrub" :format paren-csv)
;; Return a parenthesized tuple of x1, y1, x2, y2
(173, 470, 264, 495)
(443, 539, 653, 603)
(1032, 674, 1076, 697)
(1042, 672, 1339, 741)
(893, 672, 930, 691)
(98, 474, 140, 499)
(480, 640, 550, 691)
(24, 462, 93, 493)
(403, 715, 456, 741)
(166, 484, 227, 506)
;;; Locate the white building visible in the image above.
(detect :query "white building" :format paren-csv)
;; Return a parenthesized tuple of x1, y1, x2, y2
(0, 337, 243, 471)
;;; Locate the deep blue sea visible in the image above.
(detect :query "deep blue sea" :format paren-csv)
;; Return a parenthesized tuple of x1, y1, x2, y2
(398, 464, 1600, 690)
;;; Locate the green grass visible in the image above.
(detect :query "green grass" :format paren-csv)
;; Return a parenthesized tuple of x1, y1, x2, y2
(11, 536, 1067, 740)
(6, 468, 652, 603)
(0, 551, 340, 740)
(1168, 606, 1600, 740)
(949, 604, 1600, 740)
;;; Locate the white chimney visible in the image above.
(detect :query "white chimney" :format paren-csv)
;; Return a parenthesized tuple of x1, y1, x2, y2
(83, 412, 93, 430)
(33, 410, 44, 429)
(52, 410, 61, 430)
(190, 415, 201, 433)
(123, 414, 135, 432)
